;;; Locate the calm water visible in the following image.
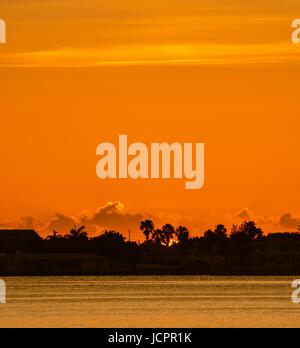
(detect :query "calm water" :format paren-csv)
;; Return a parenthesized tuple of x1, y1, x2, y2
(0, 275, 300, 328)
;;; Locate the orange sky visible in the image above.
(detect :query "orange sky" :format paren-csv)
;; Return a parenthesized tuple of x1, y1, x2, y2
(0, 0, 300, 239)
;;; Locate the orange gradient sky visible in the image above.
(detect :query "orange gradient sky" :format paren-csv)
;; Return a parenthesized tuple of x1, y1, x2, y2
(0, 0, 300, 239)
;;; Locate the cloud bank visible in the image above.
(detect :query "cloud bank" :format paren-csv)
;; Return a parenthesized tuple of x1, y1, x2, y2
(279, 213, 300, 229)
(1, 204, 300, 240)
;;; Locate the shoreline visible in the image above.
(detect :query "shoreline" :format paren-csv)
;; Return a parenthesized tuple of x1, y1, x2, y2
(1, 271, 300, 277)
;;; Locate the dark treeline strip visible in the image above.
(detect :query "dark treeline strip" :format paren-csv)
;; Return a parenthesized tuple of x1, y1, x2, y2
(2, 221, 300, 274)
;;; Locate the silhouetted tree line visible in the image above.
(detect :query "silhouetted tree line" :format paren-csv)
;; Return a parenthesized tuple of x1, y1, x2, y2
(4, 219, 300, 270)
(43, 226, 141, 265)
(31, 220, 268, 265)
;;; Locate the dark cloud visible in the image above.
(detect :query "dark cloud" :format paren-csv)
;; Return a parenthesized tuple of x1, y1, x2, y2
(279, 213, 300, 229)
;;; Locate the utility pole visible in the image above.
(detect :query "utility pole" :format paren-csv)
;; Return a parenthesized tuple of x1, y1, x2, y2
(129, 229, 131, 242)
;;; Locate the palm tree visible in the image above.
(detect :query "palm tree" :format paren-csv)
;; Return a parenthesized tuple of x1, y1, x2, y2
(151, 229, 164, 244)
(176, 226, 189, 243)
(46, 230, 62, 240)
(162, 224, 175, 247)
(66, 225, 88, 240)
(140, 220, 154, 241)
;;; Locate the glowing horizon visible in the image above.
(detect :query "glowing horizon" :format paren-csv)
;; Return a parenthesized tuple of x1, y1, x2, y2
(0, 0, 300, 240)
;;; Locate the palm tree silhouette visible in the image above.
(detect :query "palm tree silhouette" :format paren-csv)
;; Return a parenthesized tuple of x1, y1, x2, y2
(176, 226, 189, 243)
(46, 230, 62, 240)
(162, 224, 175, 247)
(152, 229, 163, 244)
(66, 225, 88, 240)
(140, 220, 154, 241)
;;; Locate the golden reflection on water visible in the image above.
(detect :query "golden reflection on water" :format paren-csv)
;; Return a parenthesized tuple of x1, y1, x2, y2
(0, 276, 300, 328)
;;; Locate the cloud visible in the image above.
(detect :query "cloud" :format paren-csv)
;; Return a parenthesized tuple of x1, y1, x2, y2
(0, 201, 151, 239)
(279, 213, 300, 229)
(227, 208, 278, 232)
(5, 204, 300, 240)
(82, 201, 144, 232)
(46, 213, 78, 234)
(0, 216, 40, 229)
(31, 201, 146, 237)
(229, 209, 300, 232)
(235, 208, 252, 220)
(1, 42, 299, 68)
(18, 216, 36, 229)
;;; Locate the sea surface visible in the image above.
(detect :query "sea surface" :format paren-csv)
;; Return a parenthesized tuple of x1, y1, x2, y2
(0, 275, 300, 328)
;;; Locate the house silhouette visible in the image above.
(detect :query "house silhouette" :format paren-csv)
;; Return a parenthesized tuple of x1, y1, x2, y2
(0, 230, 42, 253)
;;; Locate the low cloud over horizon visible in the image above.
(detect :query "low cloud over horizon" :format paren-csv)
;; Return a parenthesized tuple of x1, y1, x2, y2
(0, 201, 145, 237)
(44, 201, 146, 237)
(0, 203, 300, 239)
(279, 213, 300, 230)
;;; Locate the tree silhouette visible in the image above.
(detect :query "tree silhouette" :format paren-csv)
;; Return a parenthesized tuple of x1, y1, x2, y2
(230, 221, 262, 265)
(65, 225, 88, 240)
(204, 224, 227, 242)
(204, 229, 214, 239)
(161, 224, 175, 247)
(176, 226, 189, 243)
(151, 229, 164, 244)
(140, 220, 155, 241)
(214, 224, 227, 238)
(93, 230, 125, 244)
(90, 230, 126, 259)
(46, 230, 62, 240)
(231, 221, 262, 242)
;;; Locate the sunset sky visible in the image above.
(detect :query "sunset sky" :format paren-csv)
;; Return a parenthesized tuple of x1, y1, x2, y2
(0, 0, 300, 239)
